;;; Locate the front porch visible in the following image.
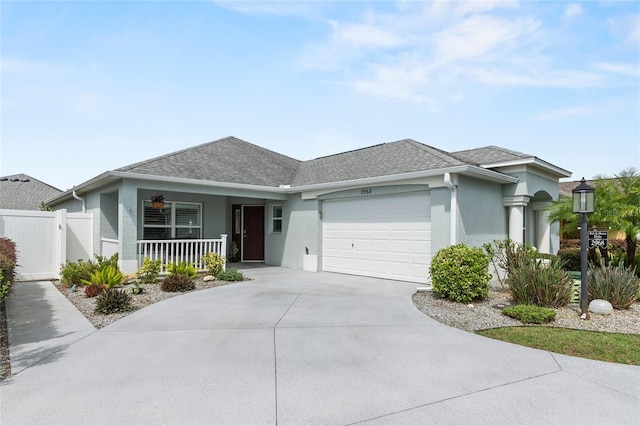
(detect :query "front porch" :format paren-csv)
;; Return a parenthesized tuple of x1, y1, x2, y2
(136, 236, 227, 274)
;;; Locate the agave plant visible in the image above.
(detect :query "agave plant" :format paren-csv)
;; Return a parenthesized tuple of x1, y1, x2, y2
(81, 265, 124, 289)
(588, 262, 639, 309)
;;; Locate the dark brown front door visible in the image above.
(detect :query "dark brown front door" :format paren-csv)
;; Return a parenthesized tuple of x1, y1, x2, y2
(243, 205, 264, 261)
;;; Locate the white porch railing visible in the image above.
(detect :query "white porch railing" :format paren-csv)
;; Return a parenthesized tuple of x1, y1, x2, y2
(137, 235, 227, 274)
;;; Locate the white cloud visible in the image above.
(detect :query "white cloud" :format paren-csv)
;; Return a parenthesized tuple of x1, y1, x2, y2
(294, 2, 637, 107)
(592, 62, 639, 78)
(563, 4, 584, 20)
(331, 21, 402, 48)
(535, 99, 626, 121)
(454, 0, 519, 17)
(434, 15, 541, 62)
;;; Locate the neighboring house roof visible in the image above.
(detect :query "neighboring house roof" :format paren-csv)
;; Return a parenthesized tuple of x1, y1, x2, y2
(0, 173, 62, 210)
(48, 136, 570, 204)
(116, 136, 301, 187)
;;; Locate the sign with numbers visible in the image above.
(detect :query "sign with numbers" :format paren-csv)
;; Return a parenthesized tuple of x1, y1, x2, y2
(588, 231, 608, 249)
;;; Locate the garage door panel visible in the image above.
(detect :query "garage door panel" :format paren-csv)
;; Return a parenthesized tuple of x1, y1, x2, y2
(371, 239, 389, 252)
(323, 192, 431, 284)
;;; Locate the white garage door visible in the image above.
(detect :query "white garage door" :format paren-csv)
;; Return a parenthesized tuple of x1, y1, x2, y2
(322, 192, 431, 283)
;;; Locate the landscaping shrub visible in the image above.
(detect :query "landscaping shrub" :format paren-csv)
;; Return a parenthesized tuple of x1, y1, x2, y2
(161, 274, 195, 292)
(557, 248, 582, 271)
(81, 265, 123, 289)
(588, 262, 639, 309)
(0, 238, 17, 302)
(84, 283, 106, 298)
(165, 261, 197, 279)
(202, 252, 225, 276)
(502, 305, 556, 324)
(505, 247, 573, 308)
(136, 258, 162, 284)
(217, 268, 244, 282)
(430, 244, 491, 303)
(60, 259, 99, 287)
(94, 253, 119, 271)
(94, 288, 133, 314)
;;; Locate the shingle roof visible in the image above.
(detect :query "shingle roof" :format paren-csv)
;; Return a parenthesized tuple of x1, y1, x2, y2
(451, 146, 532, 165)
(0, 174, 62, 210)
(290, 139, 466, 186)
(116, 136, 301, 187)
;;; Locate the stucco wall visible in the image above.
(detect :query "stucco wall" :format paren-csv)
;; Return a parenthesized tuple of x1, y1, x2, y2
(457, 175, 508, 249)
(429, 187, 451, 255)
(266, 194, 320, 270)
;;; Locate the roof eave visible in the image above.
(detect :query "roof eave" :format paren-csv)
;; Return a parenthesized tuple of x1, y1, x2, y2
(47, 171, 288, 205)
(291, 165, 518, 193)
(479, 158, 572, 178)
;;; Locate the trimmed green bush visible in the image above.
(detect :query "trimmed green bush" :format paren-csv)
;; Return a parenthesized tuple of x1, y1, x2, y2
(165, 261, 197, 279)
(136, 258, 162, 284)
(557, 248, 582, 271)
(502, 305, 556, 324)
(60, 259, 99, 287)
(588, 262, 639, 309)
(161, 274, 195, 292)
(0, 238, 17, 302)
(95, 288, 133, 314)
(217, 268, 244, 282)
(202, 252, 225, 277)
(429, 244, 491, 303)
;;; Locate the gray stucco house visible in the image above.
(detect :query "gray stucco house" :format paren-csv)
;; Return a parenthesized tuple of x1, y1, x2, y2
(48, 136, 571, 284)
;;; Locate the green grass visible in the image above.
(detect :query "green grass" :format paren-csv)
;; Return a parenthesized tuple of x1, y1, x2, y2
(477, 327, 640, 365)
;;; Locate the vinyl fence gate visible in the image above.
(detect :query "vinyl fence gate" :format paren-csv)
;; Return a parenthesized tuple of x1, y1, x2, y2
(0, 209, 93, 281)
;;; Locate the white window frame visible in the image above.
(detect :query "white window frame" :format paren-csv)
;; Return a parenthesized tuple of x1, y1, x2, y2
(271, 204, 283, 234)
(142, 200, 202, 239)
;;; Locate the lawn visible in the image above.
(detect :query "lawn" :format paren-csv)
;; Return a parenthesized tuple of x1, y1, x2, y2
(477, 327, 640, 365)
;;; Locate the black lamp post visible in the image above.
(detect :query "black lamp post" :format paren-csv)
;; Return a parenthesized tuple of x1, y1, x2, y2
(572, 177, 595, 318)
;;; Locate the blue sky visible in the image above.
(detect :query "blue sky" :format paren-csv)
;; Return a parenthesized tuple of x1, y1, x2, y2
(2, 1, 638, 191)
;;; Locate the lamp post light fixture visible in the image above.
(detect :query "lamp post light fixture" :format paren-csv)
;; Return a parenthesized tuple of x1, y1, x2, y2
(572, 177, 595, 318)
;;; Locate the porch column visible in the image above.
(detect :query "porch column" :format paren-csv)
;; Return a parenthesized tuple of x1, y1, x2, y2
(118, 182, 138, 274)
(533, 201, 552, 254)
(503, 196, 530, 245)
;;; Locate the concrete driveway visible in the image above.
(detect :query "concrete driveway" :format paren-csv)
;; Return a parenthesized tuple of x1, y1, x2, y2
(2, 267, 639, 425)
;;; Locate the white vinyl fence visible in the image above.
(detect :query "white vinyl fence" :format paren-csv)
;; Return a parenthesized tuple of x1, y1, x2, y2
(0, 209, 93, 281)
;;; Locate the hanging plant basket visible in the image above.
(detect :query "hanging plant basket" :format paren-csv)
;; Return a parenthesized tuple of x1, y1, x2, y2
(150, 193, 165, 209)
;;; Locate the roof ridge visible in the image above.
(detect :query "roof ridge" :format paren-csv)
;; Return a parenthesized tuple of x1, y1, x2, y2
(0, 173, 62, 192)
(402, 139, 466, 166)
(117, 136, 301, 172)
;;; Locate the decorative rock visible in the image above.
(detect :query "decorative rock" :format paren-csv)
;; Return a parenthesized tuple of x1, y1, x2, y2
(589, 299, 613, 315)
(203, 275, 216, 282)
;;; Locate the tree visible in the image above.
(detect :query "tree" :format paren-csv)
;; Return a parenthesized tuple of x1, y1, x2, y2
(547, 168, 640, 268)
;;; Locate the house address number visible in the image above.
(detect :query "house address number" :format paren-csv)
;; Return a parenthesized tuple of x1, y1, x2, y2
(360, 188, 373, 195)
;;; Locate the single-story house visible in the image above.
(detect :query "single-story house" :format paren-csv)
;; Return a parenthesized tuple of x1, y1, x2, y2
(1, 174, 62, 210)
(48, 136, 571, 284)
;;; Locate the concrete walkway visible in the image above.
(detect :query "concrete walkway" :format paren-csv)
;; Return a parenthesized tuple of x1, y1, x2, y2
(2, 267, 639, 425)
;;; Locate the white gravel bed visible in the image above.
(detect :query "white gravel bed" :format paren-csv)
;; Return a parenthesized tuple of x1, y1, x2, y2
(412, 289, 640, 335)
(54, 276, 239, 329)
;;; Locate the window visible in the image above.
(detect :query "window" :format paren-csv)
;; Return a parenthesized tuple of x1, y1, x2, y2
(272, 205, 283, 233)
(143, 201, 202, 239)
